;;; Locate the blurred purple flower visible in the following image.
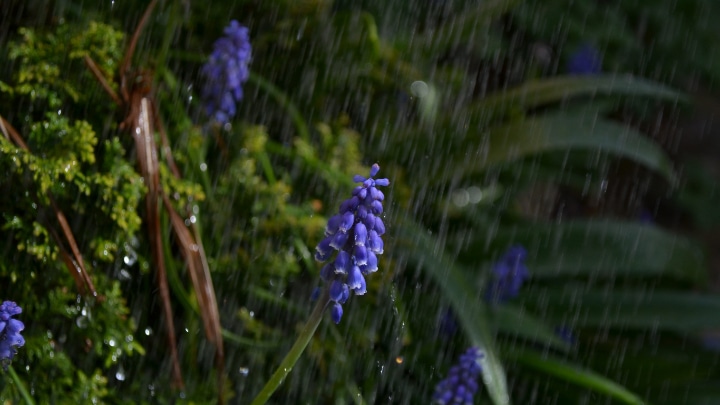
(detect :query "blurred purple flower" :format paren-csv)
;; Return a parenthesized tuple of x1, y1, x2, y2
(437, 307, 459, 338)
(201, 20, 252, 124)
(0, 301, 25, 367)
(315, 164, 390, 323)
(433, 346, 484, 404)
(555, 325, 577, 345)
(638, 209, 654, 224)
(566, 44, 602, 75)
(485, 245, 529, 304)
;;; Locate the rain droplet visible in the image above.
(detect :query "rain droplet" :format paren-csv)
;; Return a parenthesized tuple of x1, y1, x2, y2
(395, 356, 404, 364)
(76, 316, 88, 329)
(410, 81, 429, 98)
(452, 189, 470, 207)
(238, 367, 249, 376)
(115, 365, 126, 381)
(144, 328, 152, 336)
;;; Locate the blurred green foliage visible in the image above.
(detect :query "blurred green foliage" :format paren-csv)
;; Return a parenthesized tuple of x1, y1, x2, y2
(0, 0, 719, 404)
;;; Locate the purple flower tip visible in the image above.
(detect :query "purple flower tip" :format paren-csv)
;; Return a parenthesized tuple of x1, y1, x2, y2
(433, 347, 484, 404)
(485, 245, 530, 304)
(314, 164, 390, 323)
(0, 301, 25, 367)
(201, 20, 252, 124)
(566, 44, 602, 75)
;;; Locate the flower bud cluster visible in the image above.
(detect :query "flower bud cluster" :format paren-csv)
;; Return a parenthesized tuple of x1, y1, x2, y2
(315, 164, 390, 323)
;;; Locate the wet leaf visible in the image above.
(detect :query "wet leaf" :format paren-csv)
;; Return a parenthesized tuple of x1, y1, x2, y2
(510, 350, 646, 405)
(529, 289, 720, 332)
(458, 112, 676, 184)
(396, 221, 510, 405)
(489, 220, 706, 282)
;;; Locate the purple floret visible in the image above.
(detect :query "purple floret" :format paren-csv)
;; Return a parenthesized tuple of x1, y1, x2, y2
(0, 301, 25, 367)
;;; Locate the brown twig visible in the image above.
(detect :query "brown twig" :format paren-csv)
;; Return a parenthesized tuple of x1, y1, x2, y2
(83, 56, 122, 106)
(134, 97, 185, 388)
(163, 193, 225, 401)
(120, 0, 159, 102)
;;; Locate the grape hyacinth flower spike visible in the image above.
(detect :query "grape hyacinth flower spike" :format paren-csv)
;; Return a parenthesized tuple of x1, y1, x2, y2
(0, 301, 25, 367)
(485, 245, 529, 304)
(201, 20, 252, 124)
(315, 163, 390, 323)
(433, 347, 484, 404)
(566, 44, 602, 75)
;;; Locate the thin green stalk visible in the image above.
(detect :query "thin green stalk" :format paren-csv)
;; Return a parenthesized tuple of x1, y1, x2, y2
(249, 288, 330, 405)
(8, 366, 35, 405)
(257, 150, 277, 185)
(248, 73, 311, 142)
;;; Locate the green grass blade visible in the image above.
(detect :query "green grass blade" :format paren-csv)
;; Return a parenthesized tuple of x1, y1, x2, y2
(457, 112, 676, 183)
(487, 220, 705, 282)
(492, 305, 569, 351)
(478, 74, 685, 112)
(396, 220, 510, 405)
(528, 289, 720, 332)
(510, 350, 646, 405)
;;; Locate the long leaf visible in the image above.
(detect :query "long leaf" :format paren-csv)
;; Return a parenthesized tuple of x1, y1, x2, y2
(486, 220, 705, 282)
(396, 221, 510, 405)
(527, 288, 720, 333)
(451, 112, 676, 183)
(492, 305, 569, 351)
(478, 74, 685, 113)
(510, 350, 646, 405)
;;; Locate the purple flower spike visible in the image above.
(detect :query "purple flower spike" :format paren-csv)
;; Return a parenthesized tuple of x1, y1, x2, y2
(201, 20, 252, 124)
(0, 301, 25, 367)
(485, 245, 530, 304)
(433, 347, 484, 405)
(566, 44, 602, 75)
(313, 164, 390, 323)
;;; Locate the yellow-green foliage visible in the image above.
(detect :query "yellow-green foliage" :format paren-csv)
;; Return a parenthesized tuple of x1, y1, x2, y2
(4, 22, 123, 108)
(0, 22, 144, 404)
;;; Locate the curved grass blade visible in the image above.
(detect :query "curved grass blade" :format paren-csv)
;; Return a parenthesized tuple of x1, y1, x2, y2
(492, 305, 569, 351)
(453, 112, 676, 184)
(396, 220, 510, 405)
(510, 350, 646, 405)
(487, 220, 705, 282)
(529, 288, 720, 333)
(477, 74, 685, 113)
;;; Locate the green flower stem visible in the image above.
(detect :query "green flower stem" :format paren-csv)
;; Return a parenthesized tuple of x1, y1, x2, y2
(8, 366, 35, 405)
(249, 288, 330, 405)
